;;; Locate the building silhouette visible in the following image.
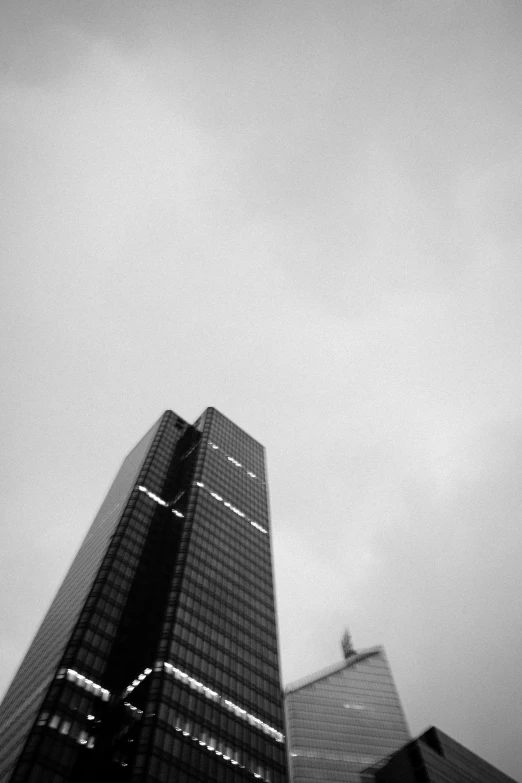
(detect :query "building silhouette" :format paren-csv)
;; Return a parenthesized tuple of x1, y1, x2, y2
(284, 632, 409, 783)
(361, 726, 517, 783)
(0, 408, 288, 783)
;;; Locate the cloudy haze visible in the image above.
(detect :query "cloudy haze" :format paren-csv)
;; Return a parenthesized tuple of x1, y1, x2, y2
(1, 1, 522, 778)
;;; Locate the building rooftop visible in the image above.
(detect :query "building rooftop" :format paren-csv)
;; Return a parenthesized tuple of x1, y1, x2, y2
(285, 645, 383, 694)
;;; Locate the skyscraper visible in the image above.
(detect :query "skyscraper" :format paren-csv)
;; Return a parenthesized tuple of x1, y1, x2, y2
(284, 632, 410, 783)
(361, 726, 517, 783)
(0, 408, 288, 783)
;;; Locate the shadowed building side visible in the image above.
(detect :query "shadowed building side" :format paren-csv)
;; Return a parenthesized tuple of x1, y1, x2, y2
(361, 726, 518, 783)
(0, 415, 165, 783)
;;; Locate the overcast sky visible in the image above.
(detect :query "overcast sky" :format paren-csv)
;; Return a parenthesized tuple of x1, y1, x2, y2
(1, 0, 522, 779)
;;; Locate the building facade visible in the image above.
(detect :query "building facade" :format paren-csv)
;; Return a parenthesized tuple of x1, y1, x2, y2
(0, 408, 288, 783)
(361, 726, 517, 783)
(284, 633, 410, 783)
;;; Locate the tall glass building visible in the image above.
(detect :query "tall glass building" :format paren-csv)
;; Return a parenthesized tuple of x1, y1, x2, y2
(284, 632, 410, 783)
(0, 408, 288, 783)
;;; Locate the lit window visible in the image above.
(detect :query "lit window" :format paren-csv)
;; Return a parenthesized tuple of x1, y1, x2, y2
(137, 485, 170, 508)
(62, 669, 110, 701)
(162, 662, 283, 742)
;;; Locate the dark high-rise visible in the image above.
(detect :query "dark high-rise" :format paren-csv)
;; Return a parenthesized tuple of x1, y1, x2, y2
(0, 408, 288, 783)
(361, 726, 518, 783)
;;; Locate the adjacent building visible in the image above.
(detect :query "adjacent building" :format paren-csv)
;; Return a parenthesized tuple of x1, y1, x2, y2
(361, 726, 517, 783)
(284, 632, 410, 783)
(0, 408, 288, 783)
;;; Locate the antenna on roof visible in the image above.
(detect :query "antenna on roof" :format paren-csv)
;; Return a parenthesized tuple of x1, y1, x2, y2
(341, 629, 356, 659)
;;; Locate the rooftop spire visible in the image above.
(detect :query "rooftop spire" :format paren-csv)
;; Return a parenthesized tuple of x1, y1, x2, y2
(341, 629, 356, 659)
